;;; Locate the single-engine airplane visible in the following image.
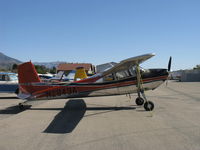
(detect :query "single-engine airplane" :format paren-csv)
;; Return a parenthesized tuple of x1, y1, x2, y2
(17, 53, 171, 111)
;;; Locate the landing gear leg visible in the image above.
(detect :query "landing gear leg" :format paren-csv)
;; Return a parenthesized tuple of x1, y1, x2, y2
(135, 90, 144, 106)
(135, 63, 154, 111)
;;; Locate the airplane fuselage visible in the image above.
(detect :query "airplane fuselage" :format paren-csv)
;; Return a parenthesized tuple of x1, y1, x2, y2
(19, 69, 168, 101)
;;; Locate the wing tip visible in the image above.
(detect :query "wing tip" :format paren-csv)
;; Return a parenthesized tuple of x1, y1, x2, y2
(143, 53, 156, 57)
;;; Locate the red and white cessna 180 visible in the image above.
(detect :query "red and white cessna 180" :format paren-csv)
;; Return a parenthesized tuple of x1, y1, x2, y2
(17, 53, 171, 111)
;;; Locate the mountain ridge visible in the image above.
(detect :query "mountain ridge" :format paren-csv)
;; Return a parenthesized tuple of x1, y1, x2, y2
(0, 52, 22, 70)
(0, 52, 65, 70)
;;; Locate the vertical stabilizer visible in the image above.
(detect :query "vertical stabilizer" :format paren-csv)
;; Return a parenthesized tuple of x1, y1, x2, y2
(18, 62, 41, 84)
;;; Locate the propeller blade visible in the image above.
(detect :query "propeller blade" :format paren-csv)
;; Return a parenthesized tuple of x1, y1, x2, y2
(168, 56, 172, 72)
(166, 56, 172, 86)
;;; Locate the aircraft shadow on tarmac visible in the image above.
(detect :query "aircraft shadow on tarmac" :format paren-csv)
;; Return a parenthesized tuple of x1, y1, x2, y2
(0, 96, 19, 100)
(0, 105, 32, 114)
(42, 99, 135, 134)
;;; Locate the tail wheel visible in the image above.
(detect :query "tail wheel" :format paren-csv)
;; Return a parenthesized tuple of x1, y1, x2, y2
(144, 101, 154, 111)
(135, 97, 144, 105)
(18, 103, 25, 110)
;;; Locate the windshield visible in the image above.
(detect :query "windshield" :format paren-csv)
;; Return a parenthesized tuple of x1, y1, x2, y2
(9, 74, 18, 81)
(139, 67, 150, 73)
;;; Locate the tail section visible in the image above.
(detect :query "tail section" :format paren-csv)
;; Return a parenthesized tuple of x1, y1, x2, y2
(18, 62, 42, 96)
(18, 61, 41, 84)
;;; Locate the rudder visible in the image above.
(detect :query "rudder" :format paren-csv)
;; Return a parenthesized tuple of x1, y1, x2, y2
(18, 61, 41, 84)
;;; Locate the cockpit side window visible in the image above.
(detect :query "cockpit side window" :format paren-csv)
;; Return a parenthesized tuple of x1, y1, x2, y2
(128, 67, 136, 76)
(115, 71, 127, 79)
(115, 68, 136, 80)
(103, 67, 140, 82)
(102, 66, 150, 82)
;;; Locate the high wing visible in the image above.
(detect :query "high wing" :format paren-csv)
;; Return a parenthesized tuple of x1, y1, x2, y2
(102, 53, 155, 76)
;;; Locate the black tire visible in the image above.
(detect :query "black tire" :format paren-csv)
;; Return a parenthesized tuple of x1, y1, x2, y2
(18, 103, 25, 110)
(144, 101, 154, 111)
(135, 97, 144, 105)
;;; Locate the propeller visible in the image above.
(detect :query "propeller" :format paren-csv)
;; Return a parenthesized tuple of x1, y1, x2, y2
(166, 56, 172, 86)
(168, 56, 172, 72)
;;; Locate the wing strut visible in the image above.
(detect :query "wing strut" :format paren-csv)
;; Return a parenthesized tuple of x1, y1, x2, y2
(135, 63, 154, 112)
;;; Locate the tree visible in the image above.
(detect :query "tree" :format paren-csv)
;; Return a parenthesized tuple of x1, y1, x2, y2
(193, 65, 200, 70)
(50, 67, 56, 74)
(12, 64, 18, 72)
(34, 65, 48, 74)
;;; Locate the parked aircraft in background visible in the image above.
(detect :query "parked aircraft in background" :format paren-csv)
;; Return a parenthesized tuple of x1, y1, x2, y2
(0, 72, 19, 94)
(38, 73, 54, 81)
(41, 68, 88, 82)
(17, 53, 171, 111)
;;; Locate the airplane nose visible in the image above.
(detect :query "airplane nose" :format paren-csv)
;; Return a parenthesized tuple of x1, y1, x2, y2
(162, 69, 169, 75)
(159, 69, 168, 75)
(149, 69, 169, 76)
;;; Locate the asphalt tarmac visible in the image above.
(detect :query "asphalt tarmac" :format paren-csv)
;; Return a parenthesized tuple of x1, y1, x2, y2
(0, 81, 200, 150)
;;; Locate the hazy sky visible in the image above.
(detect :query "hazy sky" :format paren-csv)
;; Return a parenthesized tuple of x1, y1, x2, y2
(0, 0, 200, 70)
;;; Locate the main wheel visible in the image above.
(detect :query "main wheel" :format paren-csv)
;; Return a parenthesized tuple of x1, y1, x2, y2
(144, 101, 154, 111)
(135, 97, 144, 105)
